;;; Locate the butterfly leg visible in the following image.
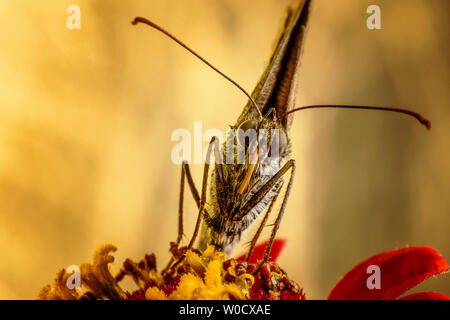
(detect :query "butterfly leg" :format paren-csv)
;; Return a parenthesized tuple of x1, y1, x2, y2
(246, 183, 282, 262)
(186, 136, 220, 250)
(175, 161, 201, 247)
(255, 159, 296, 272)
(162, 161, 201, 274)
(169, 136, 220, 270)
(236, 159, 296, 269)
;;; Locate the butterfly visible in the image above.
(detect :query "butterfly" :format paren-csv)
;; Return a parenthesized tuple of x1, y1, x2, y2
(132, 0, 429, 273)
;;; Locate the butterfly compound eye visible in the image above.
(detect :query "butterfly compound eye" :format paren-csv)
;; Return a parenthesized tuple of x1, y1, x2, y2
(236, 119, 259, 148)
(238, 119, 259, 133)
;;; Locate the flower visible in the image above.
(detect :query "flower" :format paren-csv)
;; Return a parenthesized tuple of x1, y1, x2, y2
(238, 241, 450, 300)
(37, 239, 449, 300)
(37, 240, 303, 300)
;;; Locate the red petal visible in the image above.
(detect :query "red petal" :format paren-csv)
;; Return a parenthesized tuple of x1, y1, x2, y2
(248, 274, 271, 300)
(399, 292, 450, 300)
(236, 239, 287, 264)
(328, 246, 449, 300)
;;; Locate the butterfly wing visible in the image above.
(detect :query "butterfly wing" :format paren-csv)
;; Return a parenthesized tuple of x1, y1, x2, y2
(236, 0, 312, 131)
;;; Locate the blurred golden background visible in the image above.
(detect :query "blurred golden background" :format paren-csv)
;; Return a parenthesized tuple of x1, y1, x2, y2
(0, 0, 449, 299)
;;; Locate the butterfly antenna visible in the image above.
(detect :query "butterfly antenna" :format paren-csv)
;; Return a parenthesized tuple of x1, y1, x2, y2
(285, 105, 430, 130)
(132, 17, 263, 119)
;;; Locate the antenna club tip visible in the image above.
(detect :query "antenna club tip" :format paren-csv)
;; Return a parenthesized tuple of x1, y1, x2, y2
(131, 17, 142, 25)
(419, 117, 431, 130)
